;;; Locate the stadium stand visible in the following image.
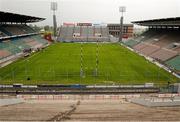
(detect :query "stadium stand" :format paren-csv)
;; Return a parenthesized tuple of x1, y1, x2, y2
(174, 47, 180, 52)
(135, 30, 158, 42)
(122, 30, 162, 47)
(57, 25, 110, 42)
(95, 26, 101, 34)
(101, 26, 109, 35)
(0, 31, 7, 37)
(133, 42, 147, 51)
(165, 55, 180, 71)
(0, 50, 11, 60)
(123, 39, 139, 47)
(87, 26, 94, 42)
(139, 43, 160, 56)
(73, 26, 81, 42)
(130, 17, 180, 75)
(81, 26, 88, 37)
(0, 11, 47, 64)
(2, 25, 26, 35)
(149, 48, 177, 61)
(65, 26, 74, 41)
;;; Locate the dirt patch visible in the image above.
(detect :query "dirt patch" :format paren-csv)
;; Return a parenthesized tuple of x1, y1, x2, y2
(0, 100, 180, 121)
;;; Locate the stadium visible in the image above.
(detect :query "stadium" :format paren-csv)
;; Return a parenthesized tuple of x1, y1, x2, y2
(0, 0, 180, 121)
(0, 13, 178, 85)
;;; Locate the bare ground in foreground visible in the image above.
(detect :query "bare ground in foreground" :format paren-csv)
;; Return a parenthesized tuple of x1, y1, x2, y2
(0, 100, 180, 121)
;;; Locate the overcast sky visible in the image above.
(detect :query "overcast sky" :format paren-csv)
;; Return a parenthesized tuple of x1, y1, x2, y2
(0, 0, 180, 26)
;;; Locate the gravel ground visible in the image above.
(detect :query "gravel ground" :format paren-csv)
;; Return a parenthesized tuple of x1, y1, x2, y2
(0, 99, 180, 121)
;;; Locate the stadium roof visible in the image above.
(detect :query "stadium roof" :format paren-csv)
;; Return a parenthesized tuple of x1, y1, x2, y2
(107, 24, 133, 26)
(132, 17, 180, 26)
(0, 11, 45, 23)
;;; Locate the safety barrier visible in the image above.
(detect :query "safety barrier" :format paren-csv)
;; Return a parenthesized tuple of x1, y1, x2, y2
(17, 94, 141, 100)
(17, 94, 180, 101)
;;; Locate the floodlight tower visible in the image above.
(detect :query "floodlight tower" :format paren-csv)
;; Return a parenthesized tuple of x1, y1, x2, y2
(119, 6, 126, 42)
(51, 2, 58, 38)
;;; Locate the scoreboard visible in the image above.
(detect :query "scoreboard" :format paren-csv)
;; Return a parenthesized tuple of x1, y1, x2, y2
(77, 23, 92, 26)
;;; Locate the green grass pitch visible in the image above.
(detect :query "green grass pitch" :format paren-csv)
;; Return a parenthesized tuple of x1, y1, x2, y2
(0, 43, 178, 85)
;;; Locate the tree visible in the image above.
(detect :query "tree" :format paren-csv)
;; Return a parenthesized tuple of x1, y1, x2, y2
(44, 25, 50, 31)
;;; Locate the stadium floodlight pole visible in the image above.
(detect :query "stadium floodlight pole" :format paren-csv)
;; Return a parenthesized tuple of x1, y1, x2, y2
(51, 2, 58, 40)
(119, 6, 126, 42)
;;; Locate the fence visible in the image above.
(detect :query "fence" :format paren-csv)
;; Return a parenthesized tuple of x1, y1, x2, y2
(17, 94, 180, 101)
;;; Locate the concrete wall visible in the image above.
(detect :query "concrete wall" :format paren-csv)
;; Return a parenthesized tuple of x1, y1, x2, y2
(0, 98, 24, 106)
(17, 94, 140, 100)
(131, 98, 180, 107)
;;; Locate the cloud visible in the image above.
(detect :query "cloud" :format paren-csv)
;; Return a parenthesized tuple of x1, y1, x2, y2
(0, 0, 179, 26)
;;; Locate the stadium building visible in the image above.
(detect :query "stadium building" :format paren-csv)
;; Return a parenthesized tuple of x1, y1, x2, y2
(1, 0, 180, 121)
(57, 23, 110, 42)
(107, 24, 134, 38)
(123, 17, 180, 76)
(57, 23, 134, 42)
(0, 12, 179, 85)
(0, 11, 48, 66)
